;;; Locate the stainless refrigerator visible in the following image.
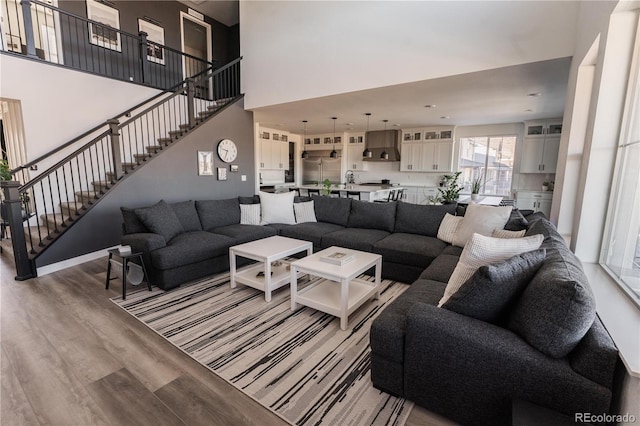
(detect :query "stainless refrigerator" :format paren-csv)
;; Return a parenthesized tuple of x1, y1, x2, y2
(302, 151, 341, 184)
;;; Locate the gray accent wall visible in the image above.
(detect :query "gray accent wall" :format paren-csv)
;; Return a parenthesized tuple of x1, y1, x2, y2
(35, 98, 255, 267)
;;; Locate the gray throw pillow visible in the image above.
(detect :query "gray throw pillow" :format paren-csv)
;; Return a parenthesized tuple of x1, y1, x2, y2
(507, 245, 596, 358)
(504, 209, 529, 231)
(134, 200, 185, 242)
(442, 249, 546, 323)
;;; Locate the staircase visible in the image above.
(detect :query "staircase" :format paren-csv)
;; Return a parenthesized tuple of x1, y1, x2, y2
(3, 58, 243, 279)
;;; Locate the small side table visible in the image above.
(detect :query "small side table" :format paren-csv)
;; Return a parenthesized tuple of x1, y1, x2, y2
(105, 249, 152, 300)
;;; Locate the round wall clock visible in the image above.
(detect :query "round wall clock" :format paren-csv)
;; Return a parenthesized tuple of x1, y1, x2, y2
(217, 139, 238, 163)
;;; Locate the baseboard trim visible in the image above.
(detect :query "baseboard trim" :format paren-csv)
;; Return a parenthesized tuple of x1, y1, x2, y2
(36, 246, 116, 276)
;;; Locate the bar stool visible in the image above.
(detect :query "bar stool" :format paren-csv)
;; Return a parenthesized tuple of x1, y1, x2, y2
(307, 188, 320, 196)
(289, 188, 300, 196)
(375, 188, 397, 203)
(346, 191, 361, 200)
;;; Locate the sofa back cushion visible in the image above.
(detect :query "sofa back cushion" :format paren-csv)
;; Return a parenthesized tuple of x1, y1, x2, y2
(504, 209, 529, 231)
(121, 207, 149, 234)
(196, 198, 240, 231)
(238, 195, 260, 205)
(170, 200, 202, 231)
(508, 221, 597, 358)
(311, 196, 352, 226)
(348, 200, 397, 232)
(134, 200, 185, 242)
(395, 203, 457, 237)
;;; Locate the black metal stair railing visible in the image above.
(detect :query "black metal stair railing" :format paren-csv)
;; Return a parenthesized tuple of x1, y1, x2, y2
(0, 0, 216, 90)
(2, 57, 242, 280)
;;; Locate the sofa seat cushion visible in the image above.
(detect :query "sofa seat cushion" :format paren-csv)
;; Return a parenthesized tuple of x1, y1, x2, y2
(419, 254, 460, 283)
(280, 222, 344, 248)
(370, 279, 446, 363)
(150, 231, 235, 270)
(394, 203, 457, 237)
(373, 233, 447, 268)
(213, 224, 277, 244)
(321, 228, 390, 252)
(196, 198, 240, 231)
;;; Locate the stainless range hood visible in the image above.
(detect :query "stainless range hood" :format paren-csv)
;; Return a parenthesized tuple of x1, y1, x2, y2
(363, 129, 401, 161)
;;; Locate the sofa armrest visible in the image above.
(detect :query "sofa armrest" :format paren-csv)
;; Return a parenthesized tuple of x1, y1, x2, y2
(403, 303, 613, 425)
(569, 317, 618, 389)
(121, 233, 166, 254)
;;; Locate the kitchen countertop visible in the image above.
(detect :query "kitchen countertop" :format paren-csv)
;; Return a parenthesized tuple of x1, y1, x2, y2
(295, 184, 404, 193)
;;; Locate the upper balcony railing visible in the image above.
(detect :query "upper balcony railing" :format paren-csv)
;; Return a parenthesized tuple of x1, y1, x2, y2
(0, 0, 216, 90)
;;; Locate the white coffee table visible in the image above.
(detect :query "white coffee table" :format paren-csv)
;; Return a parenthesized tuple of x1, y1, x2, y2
(289, 246, 382, 330)
(229, 236, 313, 302)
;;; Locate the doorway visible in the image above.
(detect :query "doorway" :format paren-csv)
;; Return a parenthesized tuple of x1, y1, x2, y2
(180, 12, 212, 97)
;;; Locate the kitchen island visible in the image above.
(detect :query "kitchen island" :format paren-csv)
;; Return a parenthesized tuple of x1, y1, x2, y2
(294, 184, 404, 202)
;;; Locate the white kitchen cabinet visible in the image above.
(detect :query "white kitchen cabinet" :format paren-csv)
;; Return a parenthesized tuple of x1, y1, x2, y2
(516, 191, 553, 217)
(260, 139, 288, 170)
(400, 141, 424, 171)
(521, 119, 562, 174)
(346, 144, 367, 171)
(401, 186, 440, 204)
(401, 127, 454, 172)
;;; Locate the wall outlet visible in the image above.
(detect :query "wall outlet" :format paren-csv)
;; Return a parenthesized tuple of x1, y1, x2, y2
(241, 175, 247, 181)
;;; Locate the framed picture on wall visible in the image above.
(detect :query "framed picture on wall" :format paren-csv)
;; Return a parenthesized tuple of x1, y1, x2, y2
(86, 0, 121, 51)
(198, 151, 214, 176)
(138, 18, 165, 65)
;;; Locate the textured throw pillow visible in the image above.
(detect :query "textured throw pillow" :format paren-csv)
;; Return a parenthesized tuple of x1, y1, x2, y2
(438, 232, 544, 306)
(294, 201, 317, 224)
(134, 200, 185, 242)
(504, 209, 529, 231)
(452, 204, 513, 247)
(437, 213, 463, 243)
(240, 203, 261, 225)
(442, 249, 546, 323)
(492, 228, 526, 239)
(121, 207, 148, 234)
(259, 191, 296, 225)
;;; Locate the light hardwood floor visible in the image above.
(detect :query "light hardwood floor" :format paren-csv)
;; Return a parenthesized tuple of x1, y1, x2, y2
(0, 241, 453, 425)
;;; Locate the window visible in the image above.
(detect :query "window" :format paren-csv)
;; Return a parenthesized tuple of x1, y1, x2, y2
(458, 135, 516, 196)
(602, 13, 640, 303)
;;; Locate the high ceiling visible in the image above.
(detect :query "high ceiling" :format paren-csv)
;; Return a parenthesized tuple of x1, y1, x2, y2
(252, 57, 572, 135)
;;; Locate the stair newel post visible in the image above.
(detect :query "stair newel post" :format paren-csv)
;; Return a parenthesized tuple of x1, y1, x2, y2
(138, 31, 150, 85)
(107, 119, 123, 181)
(20, 0, 38, 59)
(1, 181, 35, 280)
(186, 78, 195, 128)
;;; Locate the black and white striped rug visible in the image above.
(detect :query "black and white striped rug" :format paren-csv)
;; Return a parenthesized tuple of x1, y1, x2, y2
(113, 272, 413, 426)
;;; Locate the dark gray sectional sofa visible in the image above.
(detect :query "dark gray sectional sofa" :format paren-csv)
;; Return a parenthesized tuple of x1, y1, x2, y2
(120, 195, 618, 425)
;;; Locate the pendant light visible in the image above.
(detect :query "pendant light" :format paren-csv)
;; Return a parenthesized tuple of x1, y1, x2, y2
(330, 117, 338, 158)
(301, 120, 309, 159)
(362, 113, 372, 158)
(380, 119, 389, 160)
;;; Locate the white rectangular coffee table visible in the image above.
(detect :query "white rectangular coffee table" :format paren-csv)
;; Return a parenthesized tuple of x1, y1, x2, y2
(289, 246, 382, 330)
(229, 236, 313, 302)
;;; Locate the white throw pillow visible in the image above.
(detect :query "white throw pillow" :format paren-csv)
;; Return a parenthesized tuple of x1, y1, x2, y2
(240, 204, 261, 225)
(437, 213, 463, 244)
(438, 232, 544, 306)
(452, 204, 513, 247)
(492, 228, 526, 239)
(259, 191, 296, 225)
(294, 201, 317, 224)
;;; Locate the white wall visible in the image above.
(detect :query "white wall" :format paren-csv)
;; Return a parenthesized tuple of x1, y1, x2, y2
(0, 55, 161, 162)
(240, 1, 579, 109)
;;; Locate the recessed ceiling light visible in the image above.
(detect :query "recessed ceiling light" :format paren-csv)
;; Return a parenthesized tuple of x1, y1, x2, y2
(440, 116, 450, 119)
(346, 122, 354, 126)
(527, 92, 542, 97)
(424, 104, 437, 108)
(524, 108, 534, 112)
(393, 124, 401, 127)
